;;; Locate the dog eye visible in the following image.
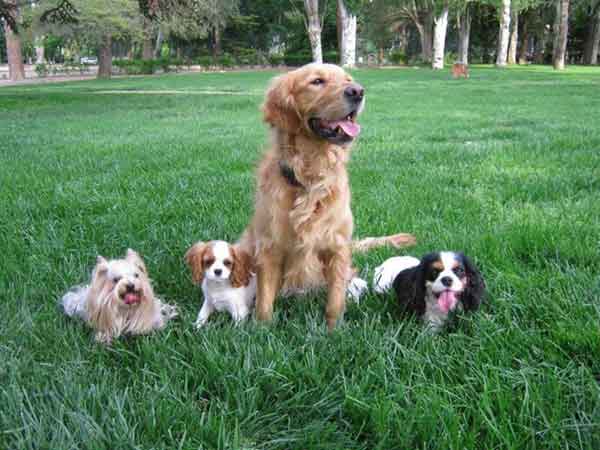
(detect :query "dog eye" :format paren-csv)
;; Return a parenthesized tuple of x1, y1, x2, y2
(134, 273, 139, 278)
(311, 78, 325, 86)
(113, 276, 121, 283)
(453, 267, 465, 276)
(223, 260, 232, 267)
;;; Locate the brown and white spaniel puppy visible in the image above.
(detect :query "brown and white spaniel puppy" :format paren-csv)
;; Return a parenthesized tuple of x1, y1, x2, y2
(375, 252, 485, 332)
(61, 249, 178, 344)
(238, 63, 415, 330)
(185, 240, 255, 327)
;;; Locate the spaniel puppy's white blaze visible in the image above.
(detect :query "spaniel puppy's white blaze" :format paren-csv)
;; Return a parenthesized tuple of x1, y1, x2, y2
(61, 249, 177, 344)
(185, 240, 256, 327)
(375, 251, 486, 332)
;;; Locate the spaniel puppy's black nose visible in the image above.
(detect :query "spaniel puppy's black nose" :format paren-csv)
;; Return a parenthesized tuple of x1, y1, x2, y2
(344, 83, 364, 102)
(214, 269, 222, 276)
(441, 276, 453, 287)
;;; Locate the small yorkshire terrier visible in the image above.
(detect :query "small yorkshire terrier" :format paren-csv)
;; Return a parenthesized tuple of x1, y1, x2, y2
(452, 63, 469, 79)
(61, 249, 177, 344)
(185, 240, 256, 327)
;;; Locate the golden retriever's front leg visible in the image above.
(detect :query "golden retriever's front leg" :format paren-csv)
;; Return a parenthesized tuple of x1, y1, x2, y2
(320, 245, 351, 331)
(255, 247, 283, 323)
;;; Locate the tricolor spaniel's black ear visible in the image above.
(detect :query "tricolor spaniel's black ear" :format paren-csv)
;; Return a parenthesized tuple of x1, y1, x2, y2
(392, 264, 426, 317)
(459, 254, 486, 312)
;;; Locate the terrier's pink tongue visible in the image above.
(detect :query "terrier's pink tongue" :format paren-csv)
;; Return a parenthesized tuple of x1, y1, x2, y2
(124, 293, 140, 304)
(332, 119, 361, 137)
(438, 291, 457, 314)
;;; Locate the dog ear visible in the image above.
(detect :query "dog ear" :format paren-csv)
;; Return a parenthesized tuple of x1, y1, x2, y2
(185, 242, 207, 285)
(392, 263, 426, 317)
(230, 245, 254, 288)
(262, 73, 301, 132)
(126, 248, 147, 275)
(92, 256, 109, 281)
(460, 254, 486, 312)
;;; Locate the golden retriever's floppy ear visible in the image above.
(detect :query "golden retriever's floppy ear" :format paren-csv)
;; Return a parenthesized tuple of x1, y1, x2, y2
(262, 73, 301, 132)
(126, 248, 147, 275)
(230, 245, 255, 288)
(185, 242, 207, 285)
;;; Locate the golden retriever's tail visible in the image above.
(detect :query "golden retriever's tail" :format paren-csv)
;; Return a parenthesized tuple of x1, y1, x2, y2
(352, 233, 416, 253)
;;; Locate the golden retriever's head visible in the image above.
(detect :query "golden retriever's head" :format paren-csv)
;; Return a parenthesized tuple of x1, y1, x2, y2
(262, 63, 365, 145)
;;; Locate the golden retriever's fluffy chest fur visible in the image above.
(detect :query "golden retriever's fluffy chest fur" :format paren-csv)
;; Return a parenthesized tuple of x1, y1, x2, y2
(245, 140, 353, 290)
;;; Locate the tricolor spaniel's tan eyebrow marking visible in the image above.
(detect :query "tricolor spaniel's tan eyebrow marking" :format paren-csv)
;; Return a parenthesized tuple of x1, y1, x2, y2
(432, 261, 444, 270)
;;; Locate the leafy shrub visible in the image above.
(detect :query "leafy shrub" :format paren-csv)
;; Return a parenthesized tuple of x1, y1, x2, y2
(284, 51, 312, 66)
(389, 50, 407, 65)
(268, 54, 285, 66)
(218, 53, 235, 68)
(235, 48, 259, 66)
(323, 50, 338, 64)
(35, 63, 49, 77)
(444, 52, 458, 66)
(196, 56, 213, 67)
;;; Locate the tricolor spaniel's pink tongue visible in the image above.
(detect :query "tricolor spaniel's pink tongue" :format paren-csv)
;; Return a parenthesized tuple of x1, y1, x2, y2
(124, 292, 141, 305)
(437, 291, 457, 314)
(330, 119, 361, 138)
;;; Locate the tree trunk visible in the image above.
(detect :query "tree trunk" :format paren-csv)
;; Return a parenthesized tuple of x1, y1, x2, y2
(591, 12, 600, 64)
(97, 34, 112, 79)
(304, 0, 323, 63)
(553, 0, 569, 70)
(154, 28, 164, 58)
(415, 11, 434, 64)
(518, 14, 529, 64)
(142, 16, 154, 60)
(583, 6, 600, 64)
(457, 6, 471, 65)
(212, 25, 221, 58)
(4, 0, 25, 81)
(496, 0, 511, 67)
(534, 30, 548, 63)
(337, 0, 356, 67)
(432, 2, 449, 69)
(508, 10, 518, 64)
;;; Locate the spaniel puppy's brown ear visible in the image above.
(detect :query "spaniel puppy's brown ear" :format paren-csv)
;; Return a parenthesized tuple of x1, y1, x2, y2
(262, 74, 301, 132)
(126, 248, 147, 275)
(230, 245, 254, 288)
(185, 242, 207, 285)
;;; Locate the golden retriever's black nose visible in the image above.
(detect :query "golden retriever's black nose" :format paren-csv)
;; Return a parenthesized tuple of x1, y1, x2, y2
(344, 83, 364, 102)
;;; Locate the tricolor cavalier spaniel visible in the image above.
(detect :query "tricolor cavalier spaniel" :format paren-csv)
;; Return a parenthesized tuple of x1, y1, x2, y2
(374, 252, 486, 331)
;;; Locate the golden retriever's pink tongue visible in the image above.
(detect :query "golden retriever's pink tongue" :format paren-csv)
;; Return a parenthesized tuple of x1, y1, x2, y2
(438, 291, 457, 313)
(332, 119, 361, 138)
(124, 293, 140, 304)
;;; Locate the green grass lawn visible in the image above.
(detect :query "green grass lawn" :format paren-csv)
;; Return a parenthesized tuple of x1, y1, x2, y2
(1, 65, 600, 449)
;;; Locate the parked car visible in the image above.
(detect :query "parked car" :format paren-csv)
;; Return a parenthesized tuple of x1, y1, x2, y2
(80, 56, 98, 65)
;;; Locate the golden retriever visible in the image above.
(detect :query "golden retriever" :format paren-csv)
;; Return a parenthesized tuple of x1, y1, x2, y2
(239, 63, 414, 330)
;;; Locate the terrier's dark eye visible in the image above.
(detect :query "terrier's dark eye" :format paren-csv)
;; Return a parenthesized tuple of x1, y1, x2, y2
(113, 276, 121, 283)
(134, 273, 139, 278)
(311, 78, 325, 85)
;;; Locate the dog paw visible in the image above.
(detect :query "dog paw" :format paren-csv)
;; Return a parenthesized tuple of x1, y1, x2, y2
(161, 304, 179, 319)
(347, 277, 368, 303)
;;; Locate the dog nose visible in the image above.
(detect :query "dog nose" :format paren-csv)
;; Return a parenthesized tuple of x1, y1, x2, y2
(214, 269, 222, 276)
(126, 282, 135, 291)
(344, 83, 364, 102)
(441, 277, 453, 287)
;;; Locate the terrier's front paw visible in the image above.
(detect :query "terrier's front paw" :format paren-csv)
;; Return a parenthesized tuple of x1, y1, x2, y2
(161, 304, 179, 319)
